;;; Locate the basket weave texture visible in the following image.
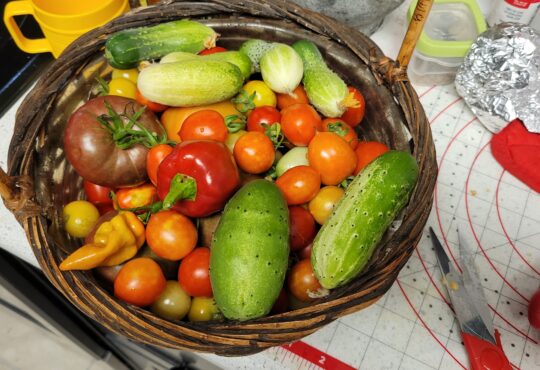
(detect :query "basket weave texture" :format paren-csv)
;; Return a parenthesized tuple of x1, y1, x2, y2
(3, 0, 437, 356)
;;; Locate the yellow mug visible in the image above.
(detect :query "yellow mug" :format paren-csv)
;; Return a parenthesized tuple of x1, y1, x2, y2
(3, 0, 129, 58)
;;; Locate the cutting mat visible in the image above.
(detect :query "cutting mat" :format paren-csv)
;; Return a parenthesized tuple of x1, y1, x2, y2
(203, 84, 540, 370)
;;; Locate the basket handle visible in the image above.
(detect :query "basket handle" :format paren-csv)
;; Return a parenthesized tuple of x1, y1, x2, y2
(0, 166, 40, 222)
(397, 0, 434, 69)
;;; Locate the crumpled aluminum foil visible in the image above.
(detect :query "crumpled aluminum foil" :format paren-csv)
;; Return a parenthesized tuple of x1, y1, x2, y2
(455, 23, 540, 133)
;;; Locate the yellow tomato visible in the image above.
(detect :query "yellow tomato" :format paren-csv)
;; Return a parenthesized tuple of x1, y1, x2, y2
(63, 200, 100, 238)
(108, 78, 137, 99)
(239, 80, 277, 109)
(188, 297, 220, 322)
(308, 186, 345, 225)
(111, 68, 139, 83)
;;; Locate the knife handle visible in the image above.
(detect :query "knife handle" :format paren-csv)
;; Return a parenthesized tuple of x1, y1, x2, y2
(462, 330, 512, 370)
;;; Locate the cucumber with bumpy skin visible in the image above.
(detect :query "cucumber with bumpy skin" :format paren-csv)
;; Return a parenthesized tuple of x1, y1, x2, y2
(239, 39, 273, 73)
(312, 151, 419, 289)
(160, 51, 252, 80)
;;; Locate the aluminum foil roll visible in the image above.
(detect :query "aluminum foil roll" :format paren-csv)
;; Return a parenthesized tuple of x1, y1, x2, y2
(455, 23, 540, 133)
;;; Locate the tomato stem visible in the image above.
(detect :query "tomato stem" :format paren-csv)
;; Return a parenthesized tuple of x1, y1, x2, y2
(162, 174, 197, 210)
(225, 114, 246, 133)
(232, 90, 256, 113)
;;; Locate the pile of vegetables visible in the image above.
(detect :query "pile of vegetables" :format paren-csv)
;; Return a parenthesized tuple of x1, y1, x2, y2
(60, 19, 418, 323)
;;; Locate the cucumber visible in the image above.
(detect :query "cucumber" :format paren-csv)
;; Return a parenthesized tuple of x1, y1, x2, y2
(210, 180, 289, 321)
(105, 20, 217, 69)
(160, 51, 252, 80)
(311, 151, 419, 289)
(137, 60, 243, 107)
(239, 39, 273, 73)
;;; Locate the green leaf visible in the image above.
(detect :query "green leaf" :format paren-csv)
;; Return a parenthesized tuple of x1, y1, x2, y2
(162, 174, 197, 210)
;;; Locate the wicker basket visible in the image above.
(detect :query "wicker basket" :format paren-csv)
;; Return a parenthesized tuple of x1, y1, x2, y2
(0, 0, 437, 356)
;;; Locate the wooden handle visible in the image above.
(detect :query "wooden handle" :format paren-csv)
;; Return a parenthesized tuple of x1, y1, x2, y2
(397, 0, 434, 68)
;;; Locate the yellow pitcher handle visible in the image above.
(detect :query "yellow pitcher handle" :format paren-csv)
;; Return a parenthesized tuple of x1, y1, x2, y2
(3, 1, 51, 54)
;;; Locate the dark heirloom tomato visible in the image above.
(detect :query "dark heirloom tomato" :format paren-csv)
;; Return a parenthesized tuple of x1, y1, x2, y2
(64, 96, 164, 188)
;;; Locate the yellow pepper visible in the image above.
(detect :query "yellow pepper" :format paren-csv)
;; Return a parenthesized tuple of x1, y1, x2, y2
(60, 211, 145, 271)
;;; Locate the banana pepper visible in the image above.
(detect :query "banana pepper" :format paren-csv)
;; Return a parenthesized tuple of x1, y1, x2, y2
(60, 211, 145, 271)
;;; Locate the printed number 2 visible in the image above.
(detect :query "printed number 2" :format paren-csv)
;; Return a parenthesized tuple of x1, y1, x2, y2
(319, 355, 326, 365)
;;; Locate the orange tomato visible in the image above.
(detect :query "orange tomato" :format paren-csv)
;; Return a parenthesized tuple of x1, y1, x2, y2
(114, 258, 166, 307)
(146, 144, 174, 187)
(354, 141, 389, 175)
(275, 165, 321, 205)
(233, 131, 275, 174)
(321, 118, 359, 149)
(115, 183, 158, 210)
(135, 88, 168, 112)
(280, 103, 322, 147)
(308, 132, 357, 185)
(288, 259, 324, 302)
(179, 110, 228, 142)
(276, 85, 309, 110)
(146, 210, 198, 261)
(339, 87, 366, 127)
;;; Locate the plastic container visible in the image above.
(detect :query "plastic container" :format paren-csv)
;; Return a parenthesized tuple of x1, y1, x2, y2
(407, 0, 487, 85)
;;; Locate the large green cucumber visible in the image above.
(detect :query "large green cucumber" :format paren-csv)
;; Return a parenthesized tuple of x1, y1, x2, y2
(210, 180, 289, 321)
(137, 60, 243, 107)
(312, 151, 419, 289)
(105, 20, 217, 69)
(160, 51, 252, 80)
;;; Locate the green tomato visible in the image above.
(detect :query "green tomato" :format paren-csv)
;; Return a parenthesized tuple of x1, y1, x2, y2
(63, 200, 100, 238)
(276, 147, 309, 177)
(225, 129, 247, 153)
(188, 297, 221, 322)
(151, 281, 191, 321)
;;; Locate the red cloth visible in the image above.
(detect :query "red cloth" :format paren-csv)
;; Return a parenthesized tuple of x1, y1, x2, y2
(490, 119, 540, 193)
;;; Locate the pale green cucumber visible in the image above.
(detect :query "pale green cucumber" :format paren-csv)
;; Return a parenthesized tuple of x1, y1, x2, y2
(137, 60, 243, 107)
(239, 39, 273, 73)
(210, 180, 289, 321)
(160, 51, 252, 80)
(312, 151, 419, 289)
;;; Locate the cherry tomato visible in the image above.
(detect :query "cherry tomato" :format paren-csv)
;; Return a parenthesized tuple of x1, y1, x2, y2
(114, 258, 166, 307)
(147, 144, 174, 187)
(135, 88, 168, 113)
(308, 132, 357, 185)
(233, 131, 275, 174)
(354, 141, 390, 175)
(111, 68, 138, 83)
(115, 183, 158, 210)
(322, 118, 359, 149)
(298, 243, 312, 259)
(84, 180, 112, 205)
(275, 165, 321, 205)
(63, 200, 100, 238)
(281, 103, 322, 146)
(146, 210, 198, 261)
(108, 78, 136, 99)
(151, 281, 191, 321)
(339, 87, 366, 127)
(247, 106, 281, 133)
(271, 289, 289, 314)
(308, 186, 345, 225)
(178, 247, 212, 297)
(289, 206, 317, 251)
(188, 297, 221, 322)
(179, 109, 228, 142)
(199, 46, 228, 55)
(240, 80, 277, 109)
(529, 289, 540, 329)
(288, 259, 324, 302)
(276, 85, 309, 110)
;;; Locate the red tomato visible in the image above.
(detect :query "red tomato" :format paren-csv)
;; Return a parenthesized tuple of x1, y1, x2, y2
(178, 247, 212, 297)
(354, 141, 390, 175)
(271, 289, 289, 314)
(289, 206, 317, 251)
(146, 210, 198, 261)
(84, 180, 112, 205)
(308, 132, 357, 185)
(114, 258, 166, 307)
(280, 103, 322, 146)
(233, 131, 275, 174)
(322, 118, 359, 149)
(288, 259, 324, 302)
(246, 106, 281, 133)
(199, 46, 227, 55)
(179, 110, 228, 142)
(339, 87, 365, 127)
(135, 88, 168, 112)
(147, 144, 174, 187)
(298, 243, 312, 259)
(529, 289, 540, 329)
(275, 166, 321, 205)
(115, 183, 158, 210)
(276, 85, 309, 110)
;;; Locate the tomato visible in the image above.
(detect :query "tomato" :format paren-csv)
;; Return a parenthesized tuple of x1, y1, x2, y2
(135, 88, 168, 113)
(275, 166, 321, 205)
(111, 68, 138, 83)
(246, 106, 281, 133)
(179, 110, 228, 142)
(178, 247, 212, 297)
(199, 46, 228, 55)
(64, 96, 164, 188)
(108, 78, 137, 99)
(280, 103, 322, 146)
(354, 141, 390, 175)
(276, 85, 309, 110)
(233, 131, 275, 174)
(339, 87, 365, 127)
(239, 80, 277, 109)
(271, 289, 289, 314)
(63, 200, 100, 238)
(528, 289, 540, 329)
(114, 257, 166, 307)
(289, 206, 317, 251)
(151, 281, 191, 321)
(308, 186, 345, 224)
(288, 259, 325, 302)
(146, 210, 198, 261)
(147, 144, 174, 187)
(115, 183, 158, 210)
(84, 180, 112, 205)
(308, 132, 357, 185)
(322, 118, 359, 149)
(298, 243, 312, 259)
(224, 129, 247, 153)
(188, 297, 221, 322)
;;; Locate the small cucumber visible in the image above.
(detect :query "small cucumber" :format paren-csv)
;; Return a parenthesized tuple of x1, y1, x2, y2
(105, 20, 217, 69)
(137, 60, 243, 107)
(312, 151, 419, 289)
(210, 180, 289, 321)
(160, 51, 252, 80)
(239, 39, 273, 73)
